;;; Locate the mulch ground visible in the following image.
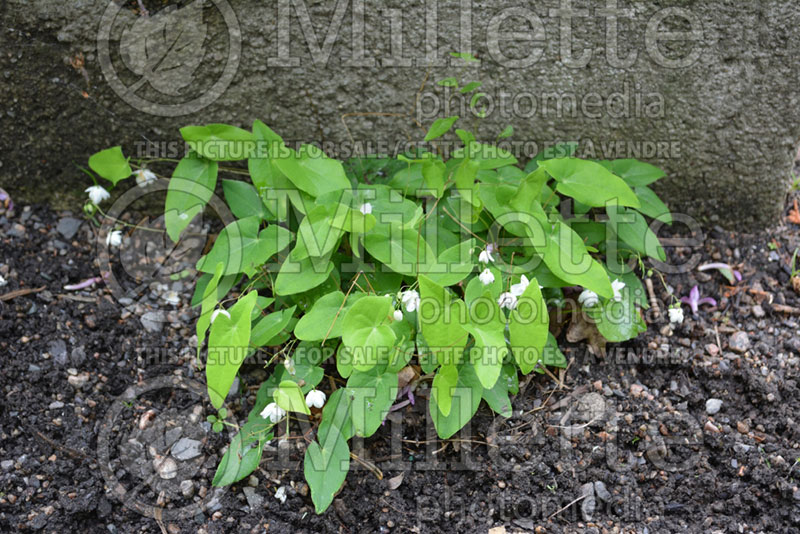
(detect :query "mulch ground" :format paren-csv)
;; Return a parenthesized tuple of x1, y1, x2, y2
(1, 192, 799, 534)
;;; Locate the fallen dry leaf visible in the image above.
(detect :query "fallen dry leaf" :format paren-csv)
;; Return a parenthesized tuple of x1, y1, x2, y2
(788, 198, 800, 224)
(386, 472, 404, 490)
(397, 366, 416, 390)
(566, 310, 607, 357)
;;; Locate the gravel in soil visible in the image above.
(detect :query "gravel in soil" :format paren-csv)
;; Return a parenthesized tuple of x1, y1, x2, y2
(1, 200, 800, 534)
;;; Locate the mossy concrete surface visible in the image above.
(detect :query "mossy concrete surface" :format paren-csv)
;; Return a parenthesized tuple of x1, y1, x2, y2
(1, 0, 798, 227)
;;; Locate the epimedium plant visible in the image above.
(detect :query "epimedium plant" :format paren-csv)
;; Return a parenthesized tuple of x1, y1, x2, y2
(84, 72, 672, 514)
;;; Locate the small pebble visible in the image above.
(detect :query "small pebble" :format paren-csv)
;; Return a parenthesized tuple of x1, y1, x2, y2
(242, 487, 263, 509)
(171, 438, 202, 461)
(728, 331, 751, 353)
(67, 373, 89, 388)
(594, 481, 611, 502)
(706, 398, 723, 415)
(736, 421, 749, 434)
(580, 482, 596, 521)
(83, 314, 97, 329)
(180, 480, 195, 498)
(154, 456, 178, 479)
(139, 410, 156, 430)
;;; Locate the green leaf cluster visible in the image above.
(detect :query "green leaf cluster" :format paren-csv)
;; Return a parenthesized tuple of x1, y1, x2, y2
(87, 80, 672, 514)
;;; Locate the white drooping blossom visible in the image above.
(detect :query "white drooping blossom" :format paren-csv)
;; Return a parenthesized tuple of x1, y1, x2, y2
(134, 169, 157, 187)
(668, 306, 684, 325)
(305, 389, 327, 409)
(578, 289, 600, 308)
(479, 268, 495, 286)
(162, 290, 180, 306)
(510, 274, 531, 297)
(478, 243, 495, 264)
(260, 402, 286, 424)
(359, 202, 373, 215)
(283, 357, 296, 376)
(498, 292, 517, 310)
(210, 308, 230, 324)
(105, 230, 122, 247)
(393, 309, 404, 322)
(86, 185, 110, 205)
(400, 290, 420, 313)
(611, 279, 626, 302)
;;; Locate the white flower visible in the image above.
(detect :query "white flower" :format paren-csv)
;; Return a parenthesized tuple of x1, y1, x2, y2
(400, 290, 420, 313)
(283, 358, 296, 376)
(359, 202, 373, 215)
(510, 275, 531, 297)
(274, 486, 287, 504)
(0, 275, 6, 287)
(498, 292, 517, 310)
(305, 389, 327, 409)
(479, 268, 495, 286)
(162, 290, 180, 305)
(134, 169, 157, 187)
(393, 309, 404, 321)
(611, 279, 626, 302)
(478, 247, 495, 264)
(105, 230, 122, 247)
(210, 308, 230, 324)
(85, 185, 110, 205)
(260, 402, 286, 424)
(578, 289, 599, 308)
(668, 306, 684, 325)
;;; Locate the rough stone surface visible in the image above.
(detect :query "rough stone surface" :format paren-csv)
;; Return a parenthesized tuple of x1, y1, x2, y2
(2, 1, 800, 228)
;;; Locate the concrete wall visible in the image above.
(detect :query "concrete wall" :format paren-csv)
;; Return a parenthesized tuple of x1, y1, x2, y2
(1, 0, 799, 227)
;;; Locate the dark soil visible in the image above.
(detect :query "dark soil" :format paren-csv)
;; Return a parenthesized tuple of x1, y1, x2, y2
(1, 195, 800, 534)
